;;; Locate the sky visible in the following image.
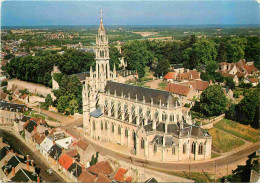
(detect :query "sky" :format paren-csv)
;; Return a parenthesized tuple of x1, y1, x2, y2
(1, 0, 260, 26)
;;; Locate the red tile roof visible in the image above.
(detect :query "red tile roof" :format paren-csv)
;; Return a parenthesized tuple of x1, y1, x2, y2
(114, 168, 128, 182)
(186, 80, 209, 91)
(126, 176, 132, 182)
(166, 83, 191, 96)
(58, 154, 73, 170)
(190, 70, 200, 79)
(96, 173, 111, 183)
(66, 150, 78, 158)
(164, 72, 176, 80)
(78, 170, 96, 182)
(76, 140, 89, 151)
(87, 161, 113, 175)
(248, 78, 258, 83)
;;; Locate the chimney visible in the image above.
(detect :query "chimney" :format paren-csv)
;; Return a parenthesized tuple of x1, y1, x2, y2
(26, 161, 30, 171)
(53, 140, 55, 145)
(34, 126, 37, 133)
(37, 177, 40, 183)
(12, 167, 15, 176)
(26, 155, 30, 161)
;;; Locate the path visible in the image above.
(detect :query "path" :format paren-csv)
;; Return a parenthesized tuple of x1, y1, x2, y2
(145, 79, 162, 89)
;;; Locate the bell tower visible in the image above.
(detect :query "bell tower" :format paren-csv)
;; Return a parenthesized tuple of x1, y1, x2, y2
(95, 10, 110, 91)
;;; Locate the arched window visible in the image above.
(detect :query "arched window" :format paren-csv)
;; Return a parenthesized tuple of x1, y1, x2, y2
(172, 146, 176, 155)
(105, 122, 108, 130)
(112, 124, 114, 133)
(132, 131, 136, 141)
(101, 122, 103, 131)
(154, 144, 157, 153)
(104, 100, 108, 115)
(141, 138, 145, 149)
(111, 100, 115, 117)
(191, 142, 196, 154)
(146, 109, 151, 118)
(183, 143, 187, 154)
(125, 129, 128, 137)
(199, 143, 203, 155)
(131, 105, 136, 124)
(170, 114, 174, 122)
(124, 104, 129, 122)
(154, 110, 159, 121)
(118, 126, 121, 135)
(93, 121, 95, 131)
(177, 114, 180, 122)
(162, 112, 167, 122)
(117, 102, 121, 120)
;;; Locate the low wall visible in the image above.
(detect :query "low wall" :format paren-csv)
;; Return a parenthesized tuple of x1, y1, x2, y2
(201, 114, 225, 129)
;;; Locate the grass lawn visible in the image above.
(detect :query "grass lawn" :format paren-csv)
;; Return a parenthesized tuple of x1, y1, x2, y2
(208, 128, 245, 153)
(214, 118, 259, 143)
(157, 81, 168, 90)
(211, 152, 220, 159)
(148, 168, 213, 182)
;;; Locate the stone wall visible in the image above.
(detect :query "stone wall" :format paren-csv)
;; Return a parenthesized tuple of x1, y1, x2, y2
(201, 114, 225, 129)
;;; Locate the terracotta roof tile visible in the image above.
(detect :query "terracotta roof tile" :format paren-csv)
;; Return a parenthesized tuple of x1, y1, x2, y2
(189, 70, 200, 79)
(78, 170, 96, 182)
(248, 78, 258, 83)
(87, 161, 113, 175)
(66, 150, 78, 158)
(166, 83, 190, 96)
(76, 140, 89, 151)
(58, 154, 73, 170)
(164, 72, 176, 80)
(126, 176, 132, 182)
(96, 173, 111, 183)
(114, 168, 128, 182)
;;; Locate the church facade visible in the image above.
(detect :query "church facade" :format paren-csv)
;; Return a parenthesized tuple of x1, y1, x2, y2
(82, 12, 212, 162)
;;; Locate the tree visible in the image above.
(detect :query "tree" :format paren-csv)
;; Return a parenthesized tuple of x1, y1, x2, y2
(216, 42, 227, 62)
(154, 59, 170, 77)
(188, 35, 197, 47)
(45, 94, 53, 108)
(194, 85, 227, 117)
(225, 77, 235, 90)
(225, 38, 247, 62)
(109, 46, 121, 70)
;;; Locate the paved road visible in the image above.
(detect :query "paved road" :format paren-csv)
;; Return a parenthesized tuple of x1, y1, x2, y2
(0, 129, 65, 182)
(63, 121, 260, 173)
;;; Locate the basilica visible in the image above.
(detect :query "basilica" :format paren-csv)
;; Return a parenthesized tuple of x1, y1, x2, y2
(82, 12, 212, 162)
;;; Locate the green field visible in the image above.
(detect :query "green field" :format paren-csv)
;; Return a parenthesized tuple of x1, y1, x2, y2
(214, 119, 259, 143)
(208, 128, 245, 153)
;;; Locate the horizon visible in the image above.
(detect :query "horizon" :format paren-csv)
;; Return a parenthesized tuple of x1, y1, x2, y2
(2, 1, 260, 27)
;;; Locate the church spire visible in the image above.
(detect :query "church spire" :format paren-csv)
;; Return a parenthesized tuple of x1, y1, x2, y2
(99, 9, 105, 33)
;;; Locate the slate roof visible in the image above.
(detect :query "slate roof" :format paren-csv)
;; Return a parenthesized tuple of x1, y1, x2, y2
(2, 155, 25, 175)
(48, 144, 62, 160)
(24, 120, 37, 133)
(144, 122, 209, 139)
(0, 101, 27, 112)
(70, 72, 90, 81)
(78, 170, 96, 182)
(0, 146, 10, 161)
(21, 116, 31, 122)
(90, 108, 103, 118)
(11, 169, 38, 182)
(105, 81, 177, 107)
(67, 162, 83, 178)
(145, 177, 158, 183)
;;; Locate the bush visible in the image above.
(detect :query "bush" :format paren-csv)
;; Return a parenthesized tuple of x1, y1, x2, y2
(184, 103, 191, 108)
(1, 81, 8, 87)
(233, 91, 240, 98)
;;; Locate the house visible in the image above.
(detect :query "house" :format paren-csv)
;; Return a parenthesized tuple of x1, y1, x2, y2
(222, 88, 234, 100)
(58, 153, 73, 174)
(23, 120, 38, 143)
(67, 162, 83, 181)
(166, 83, 197, 106)
(182, 80, 209, 95)
(10, 169, 40, 182)
(113, 168, 128, 182)
(76, 139, 95, 166)
(34, 133, 45, 151)
(39, 137, 53, 158)
(78, 169, 96, 182)
(96, 173, 112, 182)
(48, 144, 62, 165)
(87, 161, 113, 176)
(0, 101, 27, 124)
(145, 177, 158, 183)
(245, 78, 258, 87)
(164, 69, 201, 83)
